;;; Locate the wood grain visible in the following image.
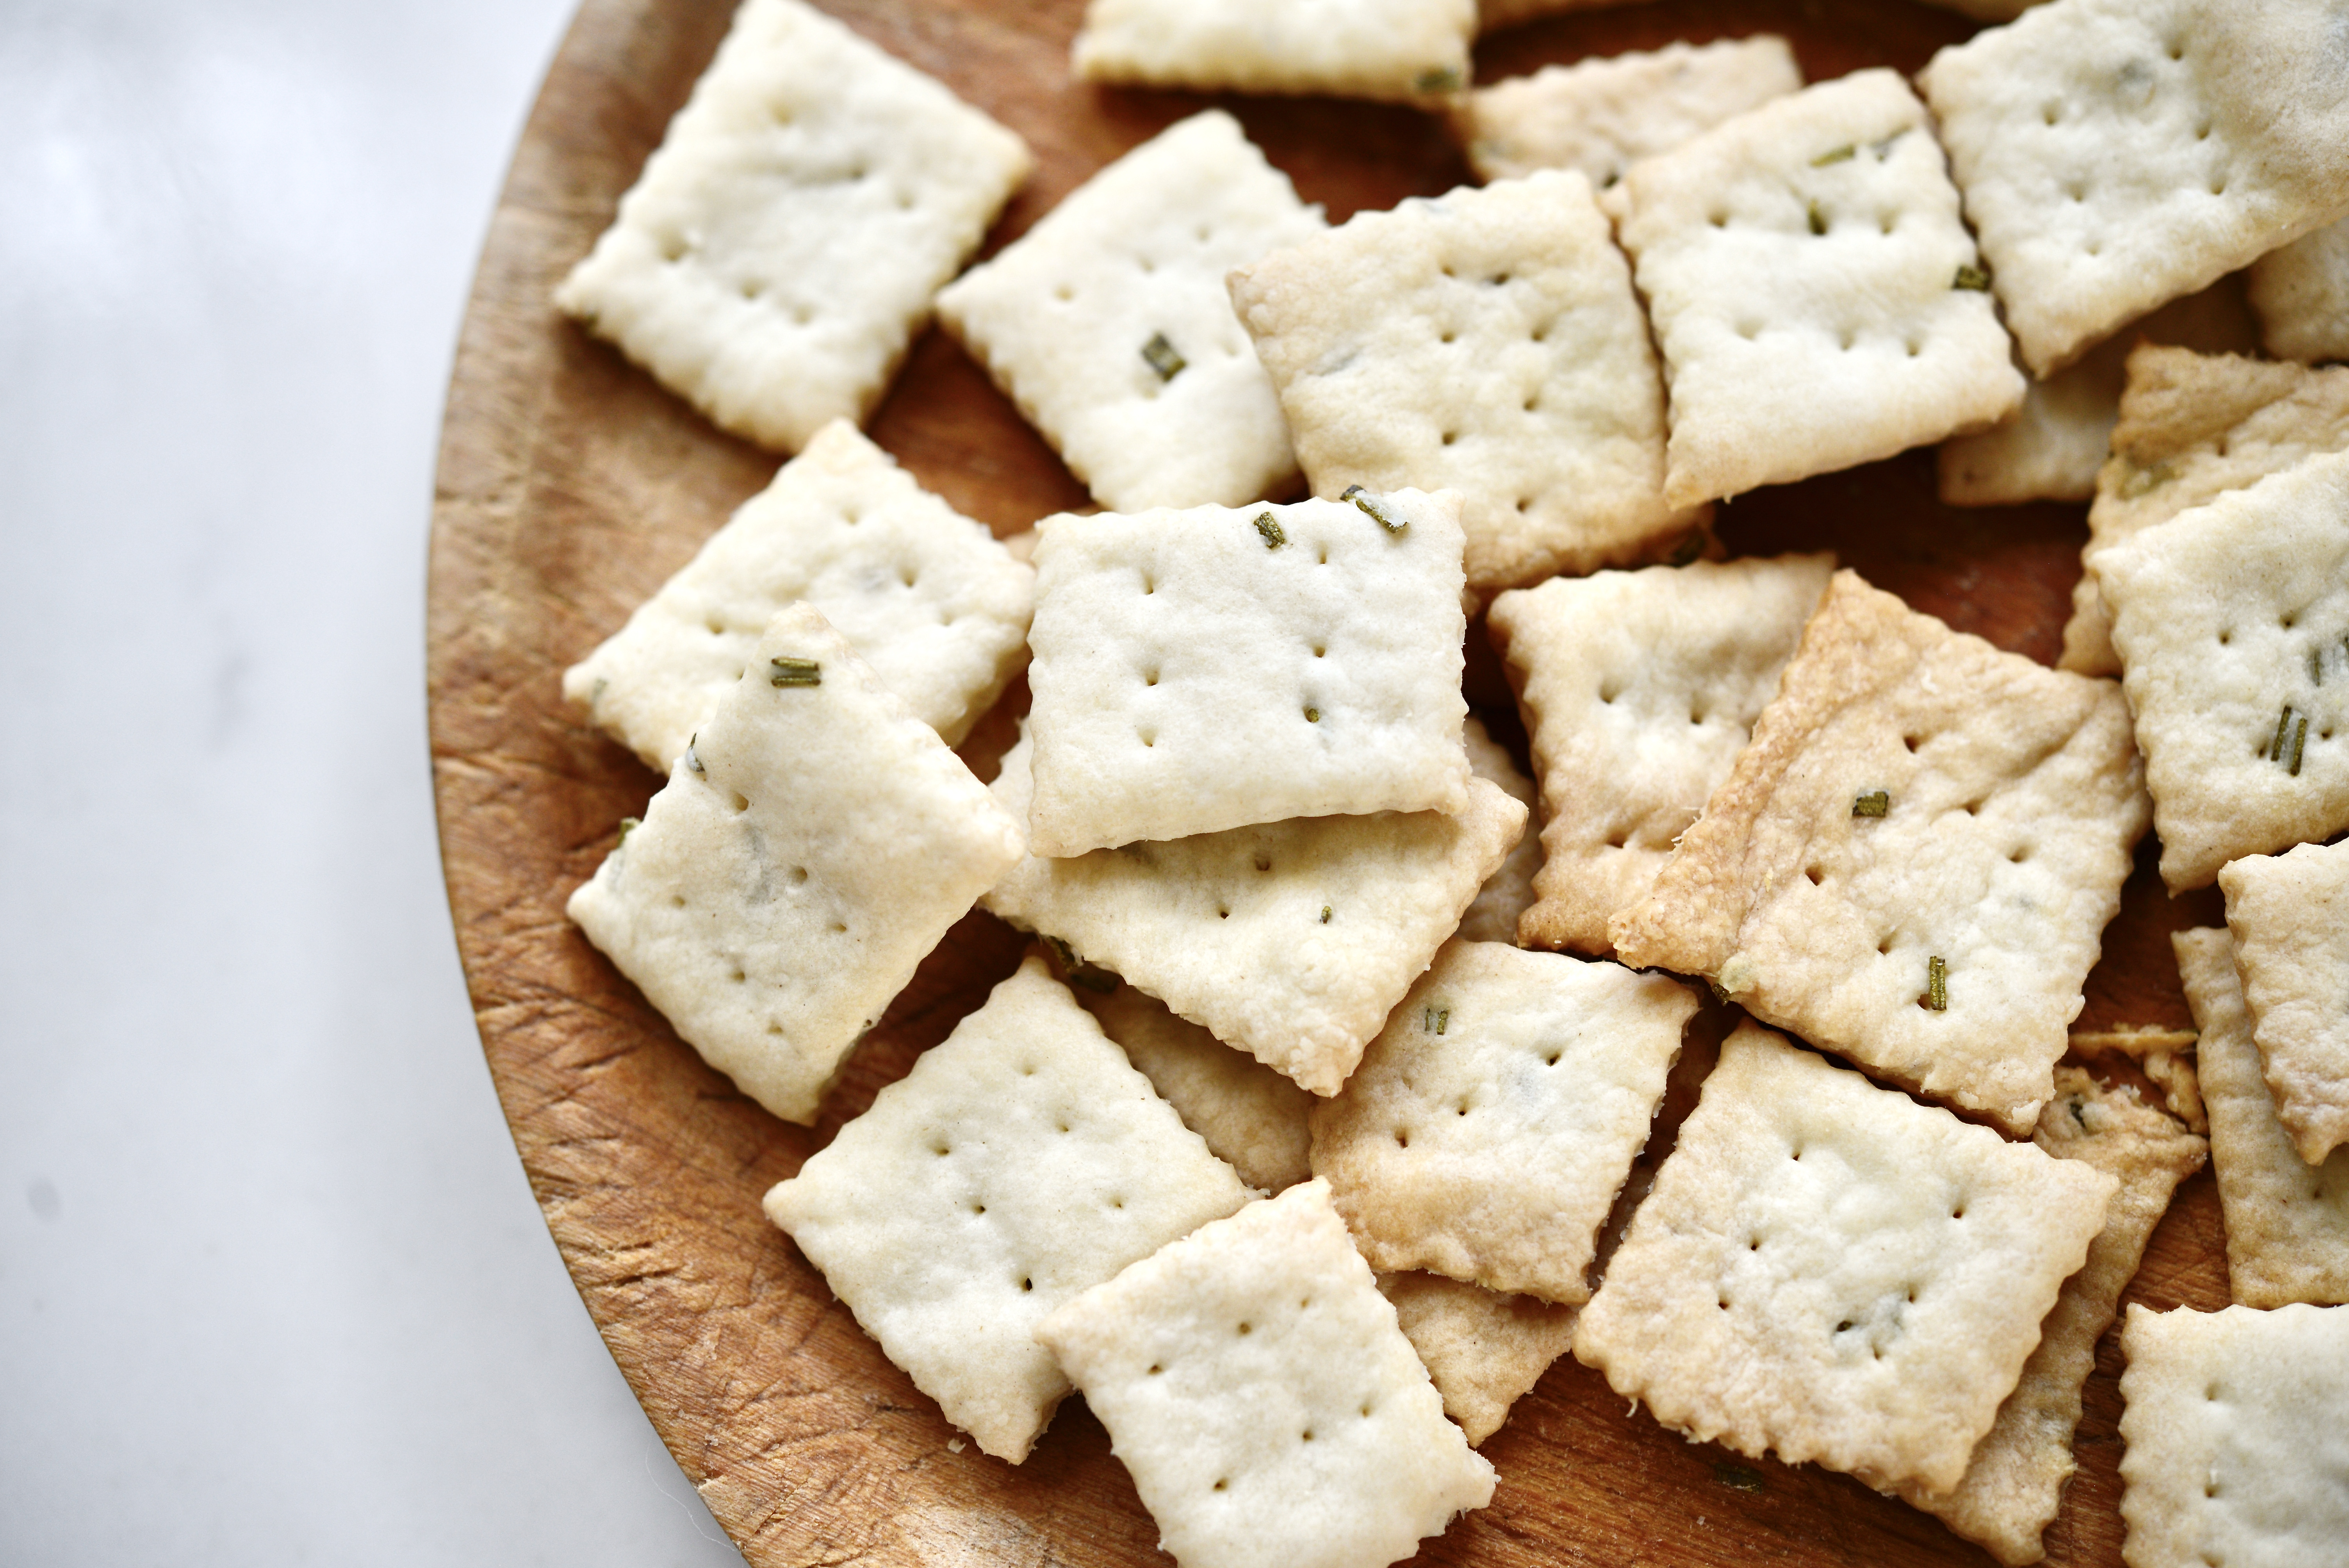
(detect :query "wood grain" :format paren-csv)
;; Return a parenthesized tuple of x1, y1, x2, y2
(426, 3, 2234, 1563)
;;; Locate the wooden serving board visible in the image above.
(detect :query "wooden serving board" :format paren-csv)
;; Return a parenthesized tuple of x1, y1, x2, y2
(426, 3, 2236, 1563)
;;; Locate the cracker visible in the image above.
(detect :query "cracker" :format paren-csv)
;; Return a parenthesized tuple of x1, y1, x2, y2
(1918, 0, 2349, 378)
(566, 604, 1024, 1124)
(1896, 1067, 2206, 1565)
(2073, 1026, 2207, 1133)
(1081, 981, 1315, 1194)
(2174, 927, 2349, 1308)
(1489, 554, 1834, 957)
(2117, 1301, 2349, 1568)
(1034, 1180, 1496, 1568)
(763, 957, 1250, 1460)
(1070, 0, 1477, 105)
(2249, 214, 2349, 365)
(1606, 69, 2022, 508)
(561, 420, 1034, 768)
(1230, 171, 1699, 592)
(1376, 1272, 1577, 1448)
(2221, 839, 2349, 1165)
(2064, 346, 2349, 676)
(2096, 449, 2349, 889)
(984, 729, 1526, 1095)
(1310, 939, 1697, 1303)
(1022, 491, 1471, 855)
(552, 0, 1030, 452)
(1455, 717, 1540, 946)
(935, 111, 1323, 513)
(1452, 37, 1802, 188)
(1574, 1023, 2116, 1497)
(1609, 571, 2148, 1134)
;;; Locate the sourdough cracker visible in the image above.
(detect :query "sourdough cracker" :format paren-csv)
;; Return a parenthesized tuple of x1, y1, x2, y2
(1071, 0, 1476, 104)
(2249, 215, 2349, 365)
(1081, 981, 1315, 1194)
(2221, 839, 2349, 1165)
(1376, 1272, 1577, 1448)
(1456, 717, 1540, 946)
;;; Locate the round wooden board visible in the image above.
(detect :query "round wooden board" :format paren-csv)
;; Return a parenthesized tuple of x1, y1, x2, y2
(427, 3, 2238, 1563)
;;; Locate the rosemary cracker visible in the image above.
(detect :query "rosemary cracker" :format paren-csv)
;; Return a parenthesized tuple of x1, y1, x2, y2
(553, 0, 1030, 451)
(2249, 215, 2349, 365)
(1230, 170, 1695, 592)
(566, 604, 1024, 1124)
(1610, 571, 2147, 1134)
(935, 111, 1323, 513)
(1069, 0, 1475, 105)
(1034, 1180, 1496, 1568)
(2220, 839, 2349, 1166)
(1489, 553, 1834, 957)
(1080, 981, 1315, 1194)
(1455, 716, 1540, 947)
(762, 957, 1251, 1461)
(1574, 1023, 2117, 1497)
(1376, 1272, 1578, 1448)
(1310, 939, 1697, 1303)
(1021, 491, 1471, 855)
(1606, 68, 2021, 508)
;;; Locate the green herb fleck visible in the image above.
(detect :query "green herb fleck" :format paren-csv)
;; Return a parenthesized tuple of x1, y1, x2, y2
(617, 816, 641, 845)
(1807, 200, 1828, 236)
(1953, 263, 1992, 292)
(685, 736, 705, 775)
(1706, 976, 1732, 1005)
(1414, 66, 1463, 94)
(1304, 707, 1321, 723)
(1319, 905, 1332, 925)
(1925, 955, 1948, 1012)
(1141, 331, 1185, 381)
(2275, 707, 2310, 776)
(1666, 527, 1707, 567)
(1713, 1464, 1767, 1494)
(1871, 130, 1906, 158)
(1341, 484, 1406, 533)
(1811, 144, 1856, 167)
(1253, 511, 1287, 550)
(1424, 1006, 1450, 1035)
(1044, 935, 1080, 972)
(2272, 705, 2299, 763)
(769, 655, 821, 687)
(1853, 790, 1889, 819)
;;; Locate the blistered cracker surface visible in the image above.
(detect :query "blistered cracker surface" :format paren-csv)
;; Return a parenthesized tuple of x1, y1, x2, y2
(1609, 570, 2148, 1134)
(1082, 981, 1315, 1193)
(1376, 1272, 1578, 1447)
(2250, 215, 2349, 365)
(1490, 554, 1832, 957)
(1455, 717, 1540, 946)
(2221, 839, 2349, 1165)
(565, 604, 1023, 1124)
(1071, 0, 1476, 104)
(935, 111, 1322, 513)
(552, 0, 1030, 451)
(1035, 1181, 1495, 1568)
(763, 959, 1251, 1461)
(1919, 0, 2349, 378)
(1573, 1024, 2117, 1498)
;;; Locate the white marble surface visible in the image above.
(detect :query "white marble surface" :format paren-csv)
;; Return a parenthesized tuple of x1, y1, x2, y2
(0, 2, 746, 1561)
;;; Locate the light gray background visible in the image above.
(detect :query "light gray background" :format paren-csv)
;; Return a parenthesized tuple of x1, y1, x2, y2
(2, 2, 749, 1561)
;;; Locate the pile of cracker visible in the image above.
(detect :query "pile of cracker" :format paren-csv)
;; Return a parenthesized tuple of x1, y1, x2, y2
(552, 1, 2349, 1564)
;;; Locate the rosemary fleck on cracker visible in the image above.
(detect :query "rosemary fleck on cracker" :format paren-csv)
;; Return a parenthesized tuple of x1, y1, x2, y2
(1377, 1272, 1577, 1448)
(1081, 981, 1315, 1194)
(2221, 839, 2349, 1165)
(2250, 214, 2349, 365)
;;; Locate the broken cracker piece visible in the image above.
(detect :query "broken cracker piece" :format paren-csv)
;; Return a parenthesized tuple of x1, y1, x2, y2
(1082, 981, 1315, 1194)
(1376, 1272, 1577, 1448)
(2072, 1026, 2205, 1134)
(1456, 716, 1540, 947)
(2249, 214, 2349, 366)
(2220, 838, 2349, 1165)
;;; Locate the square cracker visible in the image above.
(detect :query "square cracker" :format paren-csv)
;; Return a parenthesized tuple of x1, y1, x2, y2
(1572, 1022, 2117, 1497)
(1081, 980, 1315, 1194)
(2174, 927, 2349, 1308)
(2118, 1301, 2349, 1568)
(1609, 570, 2148, 1134)
(561, 419, 1034, 769)
(2096, 448, 2349, 889)
(552, 0, 1031, 453)
(983, 729, 1526, 1095)
(1918, 0, 2349, 378)
(1489, 553, 1834, 957)
(763, 957, 1251, 1461)
(1034, 1180, 1496, 1568)
(2221, 839, 2349, 1165)
(1230, 170, 1699, 592)
(1376, 1272, 1577, 1448)
(2250, 214, 2349, 365)
(935, 111, 1323, 513)
(1071, 0, 1476, 105)
(2064, 346, 2349, 676)
(1454, 716, 1540, 947)
(566, 603, 1023, 1124)
(1452, 37, 1802, 189)
(1896, 1067, 2207, 1566)
(1606, 68, 2023, 508)
(1310, 939, 1698, 1304)
(1022, 490, 1471, 855)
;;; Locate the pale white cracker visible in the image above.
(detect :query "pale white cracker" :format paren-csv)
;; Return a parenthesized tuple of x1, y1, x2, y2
(762, 957, 1250, 1461)
(1918, 0, 2349, 378)
(1034, 1180, 1496, 1568)
(560, 420, 1033, 768)
(2250, 215, 2349, 365)
(1071, 0, 1477, 104)
(1896, 1067, 2206, 1566)
(1309, 940, 1697, 1304)
(2097, 449, 2349, 890)
(553, 0, 1031, 452)
(1455, 717, 1539, 946)
(935, 111, 1323, 513)
(1081, 981, 1314, 1194)
(1230, 171, 1698, 592)
(1453, 37, 1801, 188)
(566, 604, 1023, 1124)
(1606, 68, 2022, 508)
(1609, 570, 2147, 1135)
(983, 729, 1526, 1096)
(1376, 1272, 1577, 1448)
(2118, 1301, 2349, 1568)
(2221, 839, 2349, 1165)
(2174, 927, 2349, 1308)
(1572, 1022, 2117, 1497)
(1488, 553, 1834, 957)
(1022, 491, 1470, 855)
